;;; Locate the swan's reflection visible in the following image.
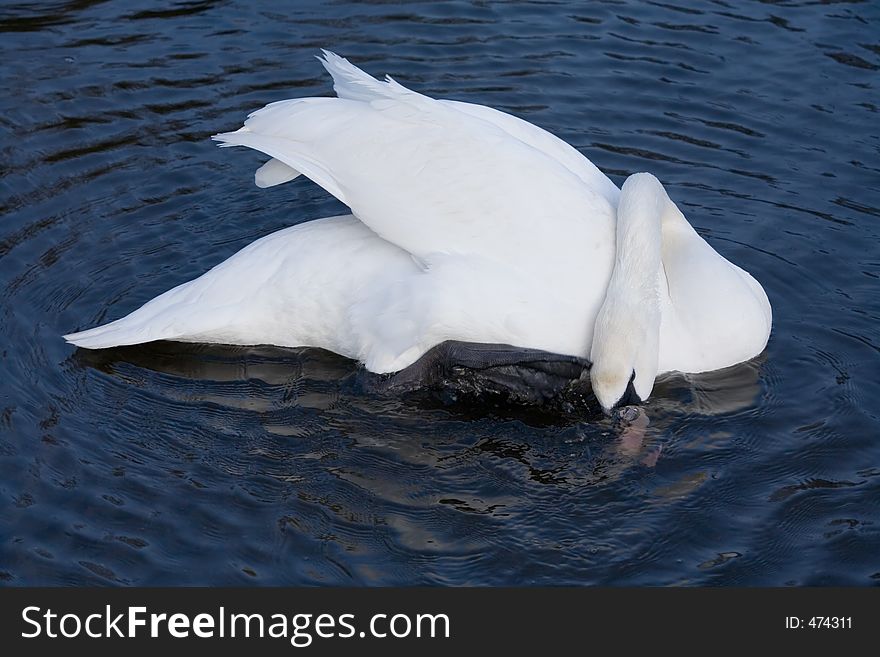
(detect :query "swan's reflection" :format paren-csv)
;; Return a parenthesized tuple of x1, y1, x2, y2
(74, 341, 356, 385)
(609, 357, 765, 465)
(651, 356, 766, 417)
(72, 341, 765, 473)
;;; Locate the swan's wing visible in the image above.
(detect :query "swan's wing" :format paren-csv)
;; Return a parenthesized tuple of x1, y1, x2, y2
(321, 50, 402, 102)
(439, 101, 620, 205)
(213, 53, 615, 277)
(321, 51, 620, 204)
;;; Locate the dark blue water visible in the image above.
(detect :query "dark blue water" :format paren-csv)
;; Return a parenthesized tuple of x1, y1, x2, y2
(1, 0, 879, 586)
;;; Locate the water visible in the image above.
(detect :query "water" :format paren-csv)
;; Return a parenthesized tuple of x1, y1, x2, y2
(1, 0, 878, 586)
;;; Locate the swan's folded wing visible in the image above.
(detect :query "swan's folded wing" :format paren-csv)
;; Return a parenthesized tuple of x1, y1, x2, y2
(213, 55, 615, 276)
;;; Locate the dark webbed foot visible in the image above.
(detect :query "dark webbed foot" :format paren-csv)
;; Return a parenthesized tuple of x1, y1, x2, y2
(374, 340, 598, 414)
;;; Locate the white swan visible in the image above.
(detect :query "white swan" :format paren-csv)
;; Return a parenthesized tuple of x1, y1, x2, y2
(64, 51, 772, 411)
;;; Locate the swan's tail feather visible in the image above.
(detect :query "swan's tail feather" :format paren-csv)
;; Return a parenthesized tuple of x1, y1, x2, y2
(63, 319, 181, 350)
(63, 279, 234, 350)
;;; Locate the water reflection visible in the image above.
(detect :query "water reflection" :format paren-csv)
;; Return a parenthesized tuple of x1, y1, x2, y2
(68, 339, 768, 485)
(72, 340, 765, 422)
(652, 357, 765, 417)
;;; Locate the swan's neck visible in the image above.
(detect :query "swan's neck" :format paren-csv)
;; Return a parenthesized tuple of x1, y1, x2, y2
(590, 172, 668, 411)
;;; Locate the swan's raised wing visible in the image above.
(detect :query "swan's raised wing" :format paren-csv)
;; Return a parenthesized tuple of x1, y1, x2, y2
(213, 52, 615, 278)
(320, 50, 620, 205)
(440, 100, 620, 206)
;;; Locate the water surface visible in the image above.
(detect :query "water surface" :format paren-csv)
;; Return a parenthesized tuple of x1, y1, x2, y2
(1, 0, 879, 585)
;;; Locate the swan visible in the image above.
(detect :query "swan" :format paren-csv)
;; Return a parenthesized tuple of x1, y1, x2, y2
(64, 51, 772, 411)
